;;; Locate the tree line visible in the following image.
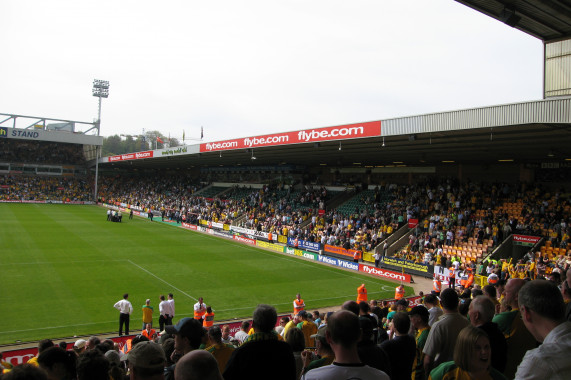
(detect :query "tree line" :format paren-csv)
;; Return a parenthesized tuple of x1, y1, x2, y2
(102, 130, 181, 156)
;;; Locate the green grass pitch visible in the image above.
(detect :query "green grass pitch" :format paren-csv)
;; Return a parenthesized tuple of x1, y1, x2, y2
(0, 204, 412, 345)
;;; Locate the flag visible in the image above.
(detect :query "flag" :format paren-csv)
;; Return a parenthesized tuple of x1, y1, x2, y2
(182, 130, 185, 141)
(201, 126, 203, 139)
(156, 136, 164, 144)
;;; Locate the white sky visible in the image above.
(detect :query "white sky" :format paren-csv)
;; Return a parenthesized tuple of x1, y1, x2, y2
(1, 0, 543, 142)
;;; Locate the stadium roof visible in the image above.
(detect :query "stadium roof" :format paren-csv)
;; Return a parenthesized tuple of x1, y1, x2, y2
(101, 97, 571, 170)
(455, 0, 571, 42)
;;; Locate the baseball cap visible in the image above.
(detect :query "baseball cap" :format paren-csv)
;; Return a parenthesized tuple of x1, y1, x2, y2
(74, 339, 86, 349)
(408, 305, 429, 320)
(165, 317, 203, 339)
(126, 341, 166, 371)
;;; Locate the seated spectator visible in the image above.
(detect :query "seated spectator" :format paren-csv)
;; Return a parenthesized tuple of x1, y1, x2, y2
(141, 323, 158, 341)
(428, 325, 506, 380)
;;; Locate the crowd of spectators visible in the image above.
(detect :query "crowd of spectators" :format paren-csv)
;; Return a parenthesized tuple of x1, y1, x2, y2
(392, 182, 571, 269)
(5, 171, 570, 262)
(0, 175, 92, 202)
(0, 140, 86, 165)
(3, 274, 571, 379)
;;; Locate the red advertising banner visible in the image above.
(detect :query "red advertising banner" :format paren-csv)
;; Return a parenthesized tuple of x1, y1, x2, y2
(182, 222, 198, 231)
(108, 151, 154, 162)
(359, 263, 412, 283)
(1, 316, 291, 366)
(200, 121, 381, 152)
(1, 335, 136, 366)
(408, 218, 419, 228)
(233, 235, 256, 245)
(324, 244, 361, 258)
(513, 235, 541, 245)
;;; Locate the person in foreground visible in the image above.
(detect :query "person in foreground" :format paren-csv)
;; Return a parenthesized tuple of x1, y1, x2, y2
(429, 325, 506, 380)
(223, 304, 296, 380)
(514, 279, 571, 380)
(302, 310, 389, 380)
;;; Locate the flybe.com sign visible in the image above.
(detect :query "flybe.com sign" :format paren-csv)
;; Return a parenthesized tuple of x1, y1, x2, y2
(360, 264, 411, 283)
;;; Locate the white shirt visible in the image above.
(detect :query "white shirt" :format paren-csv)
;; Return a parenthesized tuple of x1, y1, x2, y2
(428, 306, 443, 327)
(194, 301, 206, 314)
(159, 300, 169, 316)
(114, 299, 133, 314)
(515, 321, 571, 380)
(168, 298, 175, 317)
(234, 330, 249, 344)
(303, 363, 389, 380)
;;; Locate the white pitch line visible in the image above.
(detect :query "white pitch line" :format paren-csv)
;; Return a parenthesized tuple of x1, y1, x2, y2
(127, 259, 198, 302)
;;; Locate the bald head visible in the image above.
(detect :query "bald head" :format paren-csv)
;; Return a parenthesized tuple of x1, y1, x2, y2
(505, 278, 527, 308)
(174, 350, 222, 380)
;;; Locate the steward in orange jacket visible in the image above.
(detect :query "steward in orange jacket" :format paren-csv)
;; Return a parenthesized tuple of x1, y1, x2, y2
(203, 306, 215, 328)
(357, 283, 367, 303)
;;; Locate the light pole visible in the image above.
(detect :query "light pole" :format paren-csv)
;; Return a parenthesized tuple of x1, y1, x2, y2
(92, 79, 109, 202)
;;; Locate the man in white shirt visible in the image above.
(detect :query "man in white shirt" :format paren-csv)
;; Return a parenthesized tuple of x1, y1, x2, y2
(233, 321, 250, 344)
(167, 293, 175, 325)
(194, 297, 207, 321)
(159, 294, 169, 331)
(515, 280, 571, 380)
(113, 293, 133, 336)
(303, 310, 389, 380)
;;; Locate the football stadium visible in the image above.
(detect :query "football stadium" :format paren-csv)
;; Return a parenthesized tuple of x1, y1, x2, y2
(2, 1, 571, 379)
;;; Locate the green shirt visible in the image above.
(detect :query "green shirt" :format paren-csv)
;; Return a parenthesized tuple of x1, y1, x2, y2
(492, 309, 519, 337)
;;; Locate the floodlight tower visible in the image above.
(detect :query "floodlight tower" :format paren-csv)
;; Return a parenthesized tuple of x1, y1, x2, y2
(92, 79, 109, 202)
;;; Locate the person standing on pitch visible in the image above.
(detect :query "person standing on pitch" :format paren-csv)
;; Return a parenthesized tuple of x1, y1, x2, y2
(142, 298, 154, 330)
(194, 297, 207, 321)
(167, 293, 175, 325)
(114, 293, 133, 336)
(294, 293, 305, 315)
(357, 283, 367, 303)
